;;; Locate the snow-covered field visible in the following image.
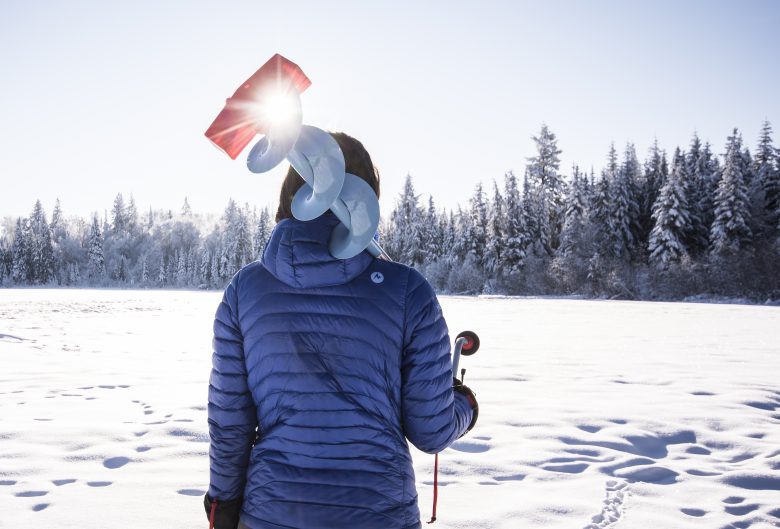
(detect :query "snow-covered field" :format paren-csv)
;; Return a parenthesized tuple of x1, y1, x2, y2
(2, 289, 779, 529)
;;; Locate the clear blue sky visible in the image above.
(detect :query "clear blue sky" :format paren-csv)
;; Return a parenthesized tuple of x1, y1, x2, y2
(1, 0, 778, 220)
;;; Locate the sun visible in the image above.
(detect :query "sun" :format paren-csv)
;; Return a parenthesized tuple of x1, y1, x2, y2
(248, 89, 301, 132)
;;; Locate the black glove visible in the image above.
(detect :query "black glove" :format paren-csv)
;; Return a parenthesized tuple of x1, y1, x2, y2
(453, 377, 478, 436)
(204, 494, 242, 529)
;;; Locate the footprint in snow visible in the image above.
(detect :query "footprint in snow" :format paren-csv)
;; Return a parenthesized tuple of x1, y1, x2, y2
(449, 440, 490, 453)
(724, 503, 759, 516)
(177, 488, 206, 496)
(583, 480, 628, 529)
(16, 490, 49, 497)
(103, 456, 130, 469)
(577, 425, 602, 433)
(542, 462, 589, 474)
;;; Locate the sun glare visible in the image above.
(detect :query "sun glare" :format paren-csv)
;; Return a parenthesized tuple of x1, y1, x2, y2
(248, 90, 301, 132)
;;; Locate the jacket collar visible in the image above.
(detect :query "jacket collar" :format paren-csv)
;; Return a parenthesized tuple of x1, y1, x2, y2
(262, 212, 374, 288)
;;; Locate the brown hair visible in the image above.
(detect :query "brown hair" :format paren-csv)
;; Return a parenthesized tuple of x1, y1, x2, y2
(275, 131, 380, 222)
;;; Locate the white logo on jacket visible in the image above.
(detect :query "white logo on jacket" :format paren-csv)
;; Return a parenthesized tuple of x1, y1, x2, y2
(370, 272, 384, 284)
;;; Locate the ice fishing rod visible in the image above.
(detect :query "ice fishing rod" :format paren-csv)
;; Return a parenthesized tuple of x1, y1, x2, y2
(204, 54, 390, 261)
(452, 330, 480, 383)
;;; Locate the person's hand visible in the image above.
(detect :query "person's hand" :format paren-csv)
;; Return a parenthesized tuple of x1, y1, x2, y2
(453, 378, 478, 435)
(204, 494, 242, 529)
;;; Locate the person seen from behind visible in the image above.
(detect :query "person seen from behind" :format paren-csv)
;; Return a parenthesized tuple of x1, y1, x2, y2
(204, 132, 479, 529)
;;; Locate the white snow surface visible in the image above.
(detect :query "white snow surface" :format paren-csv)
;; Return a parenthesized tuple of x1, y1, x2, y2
(2, 289, 780, 529)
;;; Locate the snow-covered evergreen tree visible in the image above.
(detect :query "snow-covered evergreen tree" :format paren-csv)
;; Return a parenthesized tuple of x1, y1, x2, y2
(610, 144, 640, 259)
(0, 240, 8, 284)
(11, 218, 31, 283)
(140, 254, 149, 285)
(648, 149, 691, 268)
(521, 170, 544, 256)
(87, 214, 106, 280)
(484, 181, 505, 274)
(526, 124, 565, 252)
(157, 254, 166, 286)
(590, 168, 613, 257)
(253, 207, 272, 260)
(28, 199, 54, 283)
(754, 120, 779, 238)
(50, 198, 67, 243)
(176, 250, 188, 286)
(434, 210, 453, 265)
(198, 248, 210, 286)
(684, 134, 709, 254)
(710, 129, 753, 255)
(450, 206, 471, 262)
(467, 183, 489, 268)
(501, 171, 528, 273)
(181, 197, 193, 217)
(639, 140, 666, 249)
(559, 165, 590, 257)
(388, 174, 424, 265)
(126, 195, 139, 236)
(210, 244, 222, 287)
(220, 199, 251, 277)
(111, 193, 127, 235)
(422, 196, 441, 263)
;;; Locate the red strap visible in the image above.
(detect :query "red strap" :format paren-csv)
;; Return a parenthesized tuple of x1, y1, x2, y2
(209, 498, 218, 529)
(426, 453, 438, 524)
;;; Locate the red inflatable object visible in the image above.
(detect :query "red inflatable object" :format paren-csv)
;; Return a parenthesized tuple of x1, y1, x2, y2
(205, 54, 311, 159)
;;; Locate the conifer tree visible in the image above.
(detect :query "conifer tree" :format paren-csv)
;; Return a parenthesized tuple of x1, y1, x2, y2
(127, 195, 139, 235)
(639, 140, 665, 248)
(484, 180, 505, 274)
(450, 206, 471, 262)
(389, 174, 424, 265)
(526, 124, 565, 252)
(711, 129, 752, 255)
(253, 207, 273, 259)
(11, 218, 31, 283)
(111, 193, 126, 235)
(699, 142, 720, 247)
(521, 170, 544, 255)
(141, 255, 149, 284)
(501, 171, 528, 273)
(176, 250, 188, 285)
(210, 247, 221, 287)
(50, 198, 67, 243)
(590, 171, 612, 257)
(467, 183, 489, 268)
(87, 214, 106, 280)
(684, 134, 709, 254)
(28, 200, 54, 283)
(157, 254, 166, 286)
(755, 120, 779, 238)
(422, 196, 441, 263)
(182, 197, 192, 217)
(559, 165, 590, 257)
(611, 144, 640, 258)
(440, 210, 456, 263)
(648, 149, 691, 268)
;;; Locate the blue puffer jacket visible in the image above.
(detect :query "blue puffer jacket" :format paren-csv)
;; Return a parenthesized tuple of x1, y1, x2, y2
(207, 212, 474, 529)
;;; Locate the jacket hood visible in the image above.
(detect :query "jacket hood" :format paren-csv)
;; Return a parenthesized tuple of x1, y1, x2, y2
(261, 212, 374, 288)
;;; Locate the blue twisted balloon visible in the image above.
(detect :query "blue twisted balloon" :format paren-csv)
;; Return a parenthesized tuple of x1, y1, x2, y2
(246, 95, 387, 260)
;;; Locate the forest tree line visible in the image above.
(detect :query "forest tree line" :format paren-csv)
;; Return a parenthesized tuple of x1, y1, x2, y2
(2, 122, 779, 300)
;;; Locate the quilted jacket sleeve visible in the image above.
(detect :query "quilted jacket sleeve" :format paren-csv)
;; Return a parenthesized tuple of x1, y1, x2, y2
(207, 274, 258, 500)
(401, 268, 474, 454)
